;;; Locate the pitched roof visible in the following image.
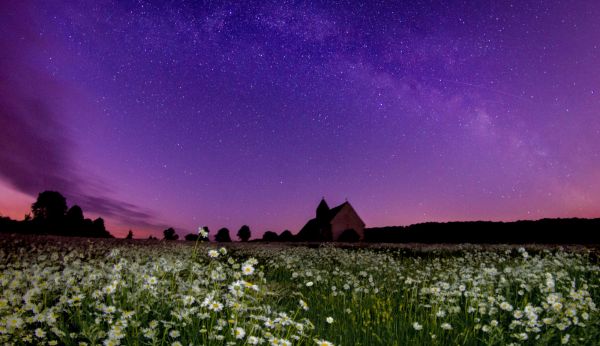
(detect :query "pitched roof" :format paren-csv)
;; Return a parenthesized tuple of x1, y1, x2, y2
(300, 201, 349, 230)
(330, 201, 366, 227)
(327, 201, 349, 221)
(299, 217, 319, 232)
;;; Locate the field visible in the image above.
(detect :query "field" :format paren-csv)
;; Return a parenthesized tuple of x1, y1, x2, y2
(0, 235, 598, 345)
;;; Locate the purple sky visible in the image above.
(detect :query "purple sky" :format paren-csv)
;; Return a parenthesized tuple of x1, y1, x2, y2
(1, 1, 599, 238)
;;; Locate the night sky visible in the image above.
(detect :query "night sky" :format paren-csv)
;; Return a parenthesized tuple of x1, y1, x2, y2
(1, 1, 599, 238)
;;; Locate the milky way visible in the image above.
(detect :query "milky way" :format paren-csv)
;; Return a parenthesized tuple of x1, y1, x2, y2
(1, 1, 599, 238)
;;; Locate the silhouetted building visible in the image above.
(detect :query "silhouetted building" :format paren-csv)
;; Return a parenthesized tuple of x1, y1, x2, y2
(297, 198, 365, 241)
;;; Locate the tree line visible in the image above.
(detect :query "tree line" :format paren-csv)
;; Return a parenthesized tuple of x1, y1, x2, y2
(166, 225, 296, 242)
(365, 219, 600, 244)
(180, 219, 600, 244)
(0, 191, 112, 238)
(0, 190, 300, 241)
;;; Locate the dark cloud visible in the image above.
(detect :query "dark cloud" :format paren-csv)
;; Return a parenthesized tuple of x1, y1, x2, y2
(75, 194, 173, 231)
(0, 2, 168, 232)
(0, 89, 169, 230)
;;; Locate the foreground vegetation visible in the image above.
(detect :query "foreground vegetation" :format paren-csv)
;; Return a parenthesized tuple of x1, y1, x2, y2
(0, 235, 598, 345)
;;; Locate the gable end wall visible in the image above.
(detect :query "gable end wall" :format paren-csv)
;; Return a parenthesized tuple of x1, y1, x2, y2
(330, 205, 365, 241)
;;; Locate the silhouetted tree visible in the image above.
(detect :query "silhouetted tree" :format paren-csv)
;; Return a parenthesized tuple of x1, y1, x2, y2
(66, 205, 84, 222)
(237, 225, 251, 242)
(63, 205, 84, 236)
(31, 191, 67, 222)
(90, 217, 111, 238)
(279, 230, 294, 242)
(163, 227, 179, 240)
(338, 228, 360, 242)
(93, 217, 104, 229)
(148, 235, 158, 240)
(24, 192, 112, 238)
(125, 230, 134, 239)
(262, 231, 279, 242)
(81, 218, 93, 233)
(185, 233, 199, 241)
(215, 228, 231, 242)
(0, 216, 19, 233)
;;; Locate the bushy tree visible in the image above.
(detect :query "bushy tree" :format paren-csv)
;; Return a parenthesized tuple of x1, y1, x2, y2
(237, 225, 251, 242)
(66, 205, 84, 222)
(31, 191, 67, 221)
(163, 227, 179, 240)
(262, 231, 279, 242)
(64, 205, 85, 236)
(91, 218, 111, 237)
(279, 230, 294, 242)
(27, 192, 113, 238)
(125, 230, 133, 239)
(184, 233, 199, 241)
(215, 228, 231, 242)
